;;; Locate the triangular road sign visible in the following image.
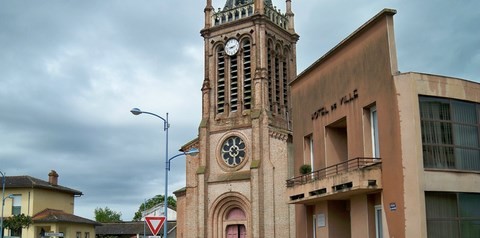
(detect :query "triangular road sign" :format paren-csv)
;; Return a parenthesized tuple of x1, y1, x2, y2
(145, 216, 166, 236)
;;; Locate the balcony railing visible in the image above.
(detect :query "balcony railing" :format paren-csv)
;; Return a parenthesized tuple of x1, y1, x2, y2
(286, 157, 381, 188)
(212, 3, 288, 29)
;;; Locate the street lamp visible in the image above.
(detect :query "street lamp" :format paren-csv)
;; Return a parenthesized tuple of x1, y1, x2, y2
(130, 108, 198, 238)
(1, 170, 13, 238)
(1, 171, 7, 238)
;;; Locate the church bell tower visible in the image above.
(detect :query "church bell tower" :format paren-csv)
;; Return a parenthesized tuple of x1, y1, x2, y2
(178, 1, 298, 237)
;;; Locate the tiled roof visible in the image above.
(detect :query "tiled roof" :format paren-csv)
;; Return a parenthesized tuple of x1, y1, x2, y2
(95, 221, 177, 235)
(5, 175, 83, 196)
(32, 209, 101, 226)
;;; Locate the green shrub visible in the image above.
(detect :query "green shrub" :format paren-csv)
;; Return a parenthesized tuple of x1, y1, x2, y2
(299, 164, 312, 175)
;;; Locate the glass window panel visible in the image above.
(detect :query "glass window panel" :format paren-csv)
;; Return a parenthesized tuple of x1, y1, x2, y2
(426, 192, 480, 238)
(12, 195, 21, 215)
(426, 192, 458, 218)
(455, 148, 480, 171)
(11, 228, 22, 237)
(371, 106, 380, 158)
(453, 124, 479, 148)
(461, 220, 480, 238)
(419, 97, 451, 120)
(452, 100, 477, 124)
(12, 206, 21, 215)
(459, 193, 480, 218)
(421, 121, 453, 145)
(427, 220, 459, 238)
(453, 124, 479, 147)
(423, 145, 455, 169)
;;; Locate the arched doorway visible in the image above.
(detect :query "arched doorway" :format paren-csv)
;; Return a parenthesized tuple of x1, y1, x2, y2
(208, 192, 250, 238)
(225, 208, 247, 238)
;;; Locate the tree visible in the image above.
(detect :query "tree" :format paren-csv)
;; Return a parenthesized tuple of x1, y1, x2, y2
(4, 214, 32, 234)
(132, 195, 176, 221)
(94, 207, 122, 222)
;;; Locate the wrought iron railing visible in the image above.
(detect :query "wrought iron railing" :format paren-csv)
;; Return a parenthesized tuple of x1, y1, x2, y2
(286, 157, 381, 188)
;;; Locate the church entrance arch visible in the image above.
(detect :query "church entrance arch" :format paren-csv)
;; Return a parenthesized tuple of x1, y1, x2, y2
(225, 208, 247, 238)
(209, 192, 250, 238)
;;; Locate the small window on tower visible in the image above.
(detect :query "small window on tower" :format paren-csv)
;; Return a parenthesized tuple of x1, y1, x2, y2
(230, 54, 238, 112)
(243, 39, 252, 110)
(217, 46, 226, 114)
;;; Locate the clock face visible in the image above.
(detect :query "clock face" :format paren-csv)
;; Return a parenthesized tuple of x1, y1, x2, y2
(225, 38, 240, 56)
(221, 136, 246, 167)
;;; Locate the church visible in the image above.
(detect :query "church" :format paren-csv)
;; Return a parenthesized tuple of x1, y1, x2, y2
(175, 0, 480, 238)
(174, 0, 297, 237)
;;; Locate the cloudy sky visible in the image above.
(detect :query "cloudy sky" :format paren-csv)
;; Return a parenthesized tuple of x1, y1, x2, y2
(1, 0, 478, 220)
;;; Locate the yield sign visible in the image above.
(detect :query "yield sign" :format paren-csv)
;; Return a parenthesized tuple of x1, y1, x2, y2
(145, 216, 166, 236)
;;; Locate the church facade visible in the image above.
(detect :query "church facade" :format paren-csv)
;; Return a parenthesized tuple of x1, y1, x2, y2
(175, 0, 298, 237)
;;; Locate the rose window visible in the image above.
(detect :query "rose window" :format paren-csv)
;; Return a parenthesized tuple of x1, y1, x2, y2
(221, 136, 246, 167)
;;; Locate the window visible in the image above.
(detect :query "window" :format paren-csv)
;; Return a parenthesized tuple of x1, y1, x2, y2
(230, 54, 239, 112)
(216, 38, 254, 115)
(242, 40, 252, 110)
(76, 232, 81, 238)
(371, 106, 380, 158)
(375, 205, 383, 238)
(425, 192, 480, 238)
(274, 49, 280, 114)
(85, 232, 90, 238)
(217, 46, 226, 114)
(12, 194, 21, 215)
(420, 96, 480, 171)
(11, 228, 22, 237)
(304, 134, 314, 171)
(266, 39, 290, 119)
(282, 49, 289, 117)
(267, 41, 273, 112)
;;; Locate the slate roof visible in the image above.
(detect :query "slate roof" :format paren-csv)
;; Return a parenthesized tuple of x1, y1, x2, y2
(32, 209, 101, 226)
(95, 221, 177, 236)
(5, 175, 83, 196)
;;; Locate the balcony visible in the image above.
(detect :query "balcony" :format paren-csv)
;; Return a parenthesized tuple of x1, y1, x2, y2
(286, 157, 382, 204)
(212, 3, 288, 30)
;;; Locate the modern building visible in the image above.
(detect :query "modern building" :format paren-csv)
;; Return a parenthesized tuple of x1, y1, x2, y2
(1, 170, 99, 238)
(287, 8, 480, 238)
(175, 0, 298, 237)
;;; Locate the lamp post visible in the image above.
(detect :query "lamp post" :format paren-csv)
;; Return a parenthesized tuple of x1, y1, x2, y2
(130, 108, 199, 238)
(1, 171, 6, 238)
(1, 171, 13, 238)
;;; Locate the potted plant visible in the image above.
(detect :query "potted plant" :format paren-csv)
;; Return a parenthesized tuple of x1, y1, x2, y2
(299, 164, 312, 175)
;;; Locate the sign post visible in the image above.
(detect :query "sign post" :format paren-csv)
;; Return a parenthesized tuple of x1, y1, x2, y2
(145, 216, 166, 237)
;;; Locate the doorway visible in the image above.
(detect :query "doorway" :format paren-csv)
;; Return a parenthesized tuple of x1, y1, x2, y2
(226, 224, 246, 238)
